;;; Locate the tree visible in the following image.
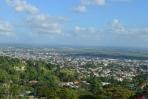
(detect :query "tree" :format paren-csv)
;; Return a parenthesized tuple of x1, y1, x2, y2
(57, 88, 78, 99)
(96, 86, 134, 99)
(79, 95, 105, 99)
(10, 84, 21, 99)
(90, 76, 102, 93)
(0, 69, 9, 83)
(37, 86, 58, 98)
(46, 63, 55, 70)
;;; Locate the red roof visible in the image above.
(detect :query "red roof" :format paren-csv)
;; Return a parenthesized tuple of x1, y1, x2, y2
(74, 79, 79, 83)
(138, 96, 145, 99)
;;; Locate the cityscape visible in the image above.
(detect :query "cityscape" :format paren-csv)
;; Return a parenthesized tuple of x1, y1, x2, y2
(0, 45, 148, 98)
(0, 0, 148, 99)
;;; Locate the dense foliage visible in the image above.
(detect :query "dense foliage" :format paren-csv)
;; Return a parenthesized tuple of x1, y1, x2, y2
(0, 56, 142, 99)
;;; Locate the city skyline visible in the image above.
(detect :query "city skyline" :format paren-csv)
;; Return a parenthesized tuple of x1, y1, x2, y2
(0, 0, 148, 47)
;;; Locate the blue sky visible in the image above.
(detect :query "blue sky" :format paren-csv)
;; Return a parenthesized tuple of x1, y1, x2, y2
(0, 0, 148, 47)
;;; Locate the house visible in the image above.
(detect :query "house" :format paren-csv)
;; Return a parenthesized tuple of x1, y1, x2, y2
(3, 83, 10, 88)
(74, 79, 79, 84)
(29, 80, 38, 83)
(14, 66, 26, 71)
(21, 66, 26, 71)
(82, 81, 90, 85)
(138, 96, 146, 99)
(59, 82, 73, 86)
(102, 82, 110, 86)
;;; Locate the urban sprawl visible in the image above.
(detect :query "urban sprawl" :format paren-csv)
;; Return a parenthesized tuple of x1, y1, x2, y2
(0, 45, 147, 87)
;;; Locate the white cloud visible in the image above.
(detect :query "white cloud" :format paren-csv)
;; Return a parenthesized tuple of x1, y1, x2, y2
(0, 21, 14, 36)
(71, 6, 88, 13)
(74, 26, 96, 34)
(81, 0, 106, 6)
(68, 26, 102, 40)
(5, 0, 70, 35)
(107, 19, 133, 35)
(110, 0, 132, 2)
(66, 19, 148, 43)
(5, 0, 39, 14)
(26, 14, 69, 34)
(106, 19, 148, 40)
(108, 19, 119, 27)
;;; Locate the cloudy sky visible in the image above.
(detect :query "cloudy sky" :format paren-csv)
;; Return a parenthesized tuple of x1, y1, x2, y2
(0, 0, 148, 47)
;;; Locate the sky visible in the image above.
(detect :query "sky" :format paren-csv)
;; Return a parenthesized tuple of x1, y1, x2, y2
(0, 0, 148, 47)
